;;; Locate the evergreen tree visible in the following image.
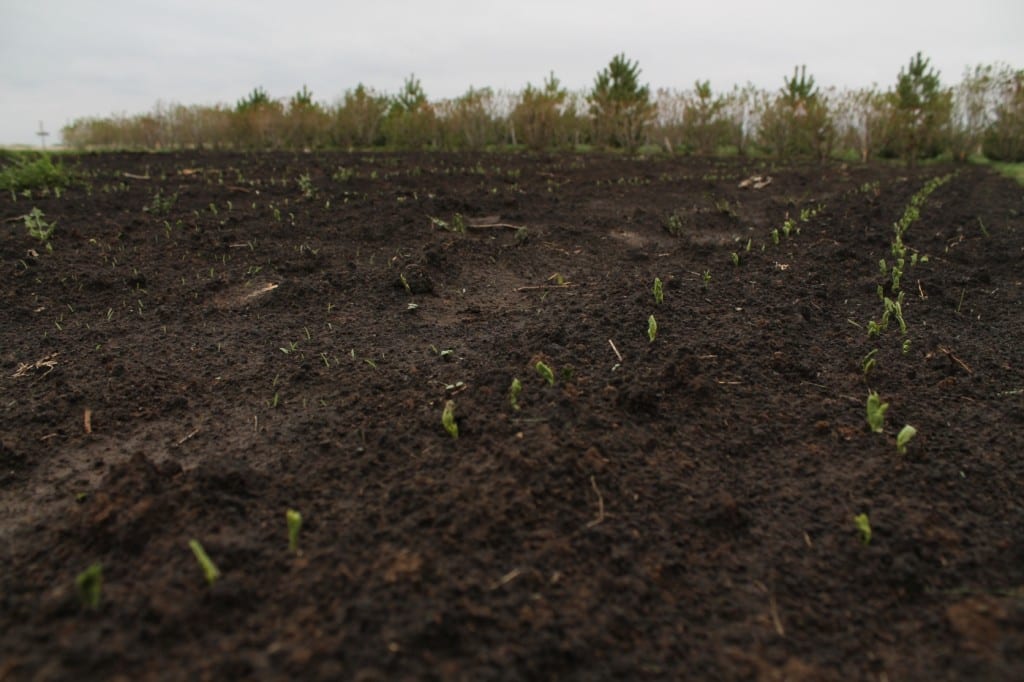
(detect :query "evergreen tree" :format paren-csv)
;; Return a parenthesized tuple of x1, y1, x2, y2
(588, 54, 654, 151)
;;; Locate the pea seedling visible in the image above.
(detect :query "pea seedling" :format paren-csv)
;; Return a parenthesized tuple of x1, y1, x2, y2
(854, 513, 872, 544)
(648, 315, 658, 343)
(442, 400, 459, 439)
(535, 361, 555, 386)
(286, 509, 303, 554)
(653, 277, 664, 305)
(509, 377, 522, 410)
(188, 539, 221, 586)
(896, 425, 917, 455)
(866, 391, 888, 433)
(75, 563, 103, 609)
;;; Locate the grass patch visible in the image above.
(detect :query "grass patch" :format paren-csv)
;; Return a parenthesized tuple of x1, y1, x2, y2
(969, 155, 1024, 186)
(0, 152, 70, 192)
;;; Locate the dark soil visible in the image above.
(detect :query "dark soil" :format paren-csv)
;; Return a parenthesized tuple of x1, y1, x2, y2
(2, 151, 1023, 680)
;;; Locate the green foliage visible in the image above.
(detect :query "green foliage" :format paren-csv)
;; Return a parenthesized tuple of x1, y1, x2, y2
(652, 277, 664, 305)
(647, 315, 658, 342)
(664, 213, 684, 236)
(286, 509, 303, 554)
(236, 86, 273, 113)
(297, 173, 316, 198)
(588, 54, 654, 151)
(866, 391, 889, 433)
(75, 563, 103, 609)
(853, 513, 872, 544)
(188, 539, 221, 585)
(896, 424, 917, 455)
(888, 53, 953, 164)
(0, 153, 69, 192)
(23, 207, 55, 251)
(290, 85, 315, 110)
(535, 361, 555, 386)
(442, 400, 459, 439)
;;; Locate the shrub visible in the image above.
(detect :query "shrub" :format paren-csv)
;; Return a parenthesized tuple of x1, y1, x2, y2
(511, 72, 569, 150)
(983, 68, 1024, 161)
(681, 81, 731, 155)
(758, 66, 835, 161)
(438, 87, 500, 151)
(332, 84, 389, 148)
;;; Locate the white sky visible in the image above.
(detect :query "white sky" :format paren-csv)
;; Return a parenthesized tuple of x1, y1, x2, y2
(1, 0, 1022, 146)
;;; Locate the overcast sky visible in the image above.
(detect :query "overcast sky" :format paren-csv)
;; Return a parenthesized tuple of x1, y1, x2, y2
(2, 0, 1022, 146)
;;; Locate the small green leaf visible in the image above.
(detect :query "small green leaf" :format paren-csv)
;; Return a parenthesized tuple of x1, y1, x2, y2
(866, 391, 888, 434)
(75, 563, 103, 609)
(509, 377, 522, 410)
(442, 400, 459, 439)
(535, 361, 555, 386)
(189, 539, 221, 586)
(286, 509, 303, 553)
(853, 513, 872, 545)
(896, 424, 917, 455)
(647, 315, 658, 342)
(652, 277, 664, 305)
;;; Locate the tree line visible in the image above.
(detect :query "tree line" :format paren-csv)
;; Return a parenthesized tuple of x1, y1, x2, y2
(61, 53, 1024, 163)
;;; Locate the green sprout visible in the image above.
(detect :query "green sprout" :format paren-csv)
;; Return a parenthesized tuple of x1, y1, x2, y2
(861, 349, 878, 376)
(771, 228, 780, 245)
(730, 252, 740, 267)
(430, 213, 466, 233)
(75, 563, 103, 609)
(297, 173, 316, 198)
(442, 400, 459, 439)
(535, 361, 555, 386)
(884, 294, 907, 334)
(853, 513, 872, 545)
(902, 339, 911, 355)
(286, 509, 302, 554)
(664, 213, 683, 236)
(23, 207, 55, 251)
(896, 424, 917, 455)
(509, 377, 522, 411)
(188, 539, 221, 586)
(701, 270, 712, 289)
(652, 277, 664, 305)
(647, 315, 658, 343)
(866, 390, 888, 434)
(145, 189, 178, 216)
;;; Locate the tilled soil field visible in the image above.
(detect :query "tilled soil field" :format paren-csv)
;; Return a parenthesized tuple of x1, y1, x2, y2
(1, 151, 1023, 680)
